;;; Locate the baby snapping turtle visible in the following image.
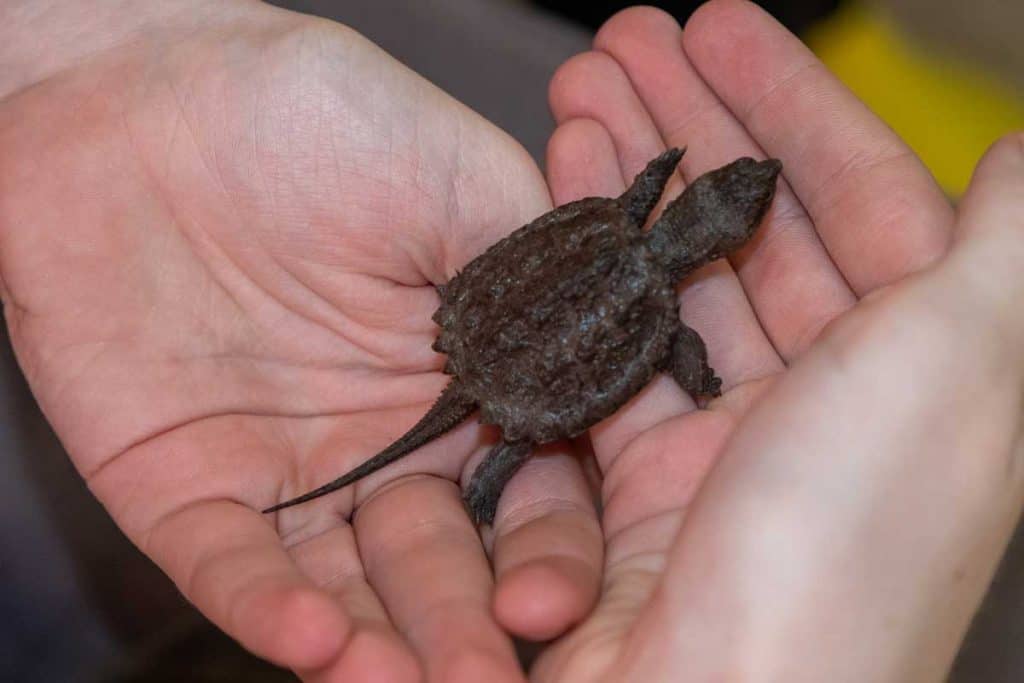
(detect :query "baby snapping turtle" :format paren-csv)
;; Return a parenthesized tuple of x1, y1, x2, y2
(264, 149, 781, 524)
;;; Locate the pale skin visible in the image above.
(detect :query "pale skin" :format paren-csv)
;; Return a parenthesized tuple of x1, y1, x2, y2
(1, 2, 601, 680)
(2, 2, 1023, 682)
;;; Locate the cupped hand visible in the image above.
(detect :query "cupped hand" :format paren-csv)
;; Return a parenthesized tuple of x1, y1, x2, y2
(0, 2, 604, 680)
(536, 1, 1021, 680)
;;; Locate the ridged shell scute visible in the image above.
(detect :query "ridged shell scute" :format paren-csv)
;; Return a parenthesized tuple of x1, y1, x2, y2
(432, 197, 676, 443)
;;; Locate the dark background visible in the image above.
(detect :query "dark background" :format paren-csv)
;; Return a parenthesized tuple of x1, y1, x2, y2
(2, 1, 1020, 681)
(534, 0, 841, 33)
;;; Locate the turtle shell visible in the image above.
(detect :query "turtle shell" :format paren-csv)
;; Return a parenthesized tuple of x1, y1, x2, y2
(432, 197, 677, 443)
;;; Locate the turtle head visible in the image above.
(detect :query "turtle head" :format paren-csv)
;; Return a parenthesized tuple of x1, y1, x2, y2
(647, 157, 782, 280)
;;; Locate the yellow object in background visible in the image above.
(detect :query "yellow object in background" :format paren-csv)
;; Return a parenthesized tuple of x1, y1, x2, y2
(805, 3, 1024, 197)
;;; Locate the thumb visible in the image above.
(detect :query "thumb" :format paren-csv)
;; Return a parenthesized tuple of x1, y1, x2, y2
(941, 132, 1024, 356)
(950, 137, 1024, 420)
(957, 132, 1024, 243)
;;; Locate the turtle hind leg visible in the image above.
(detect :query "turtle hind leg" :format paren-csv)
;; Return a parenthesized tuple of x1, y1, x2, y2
(463, 439, 533, 525)
(618, 147, 686, 226)
(667, 321, 722, 398)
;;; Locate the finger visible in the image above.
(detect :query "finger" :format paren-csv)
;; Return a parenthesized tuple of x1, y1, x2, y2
(530, 410, 739, 683)
(283, 524, 420, 683)
(288, 525, 391, 624)
(549, 50, 783, 396)
(546, 117, 626, 204)
(142, 499, 351, 672)
(485, 443, 603, 641)
(355, 475, 525, 683)
(549, 54, 668, 179)
(594, 6, 855, 359)
(303, 628, 422, 683)
(90, 414, 422, 679)
(682, 0, 953, 296)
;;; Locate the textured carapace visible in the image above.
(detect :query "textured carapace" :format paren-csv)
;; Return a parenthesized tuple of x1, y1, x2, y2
(263, 149, 782, 524)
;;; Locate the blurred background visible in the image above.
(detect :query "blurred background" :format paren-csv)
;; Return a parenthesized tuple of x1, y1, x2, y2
(2, 1, 1021, 681)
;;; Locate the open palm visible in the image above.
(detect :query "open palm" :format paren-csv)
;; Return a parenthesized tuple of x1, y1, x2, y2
(534, 2, 959, 679)
(0, 2, 603, 680)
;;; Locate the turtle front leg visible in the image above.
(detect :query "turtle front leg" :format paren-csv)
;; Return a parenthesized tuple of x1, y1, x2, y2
(463, 439, 533, 525)
(666, 321, 722, 398)
(618, 147, 685, 226)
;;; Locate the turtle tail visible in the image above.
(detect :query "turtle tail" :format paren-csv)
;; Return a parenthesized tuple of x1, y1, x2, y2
(262, 382, 476, 513)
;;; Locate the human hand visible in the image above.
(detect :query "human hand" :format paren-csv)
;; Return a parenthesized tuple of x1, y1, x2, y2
(0, 2, 604, 680)
(534, 2, 1020, 680)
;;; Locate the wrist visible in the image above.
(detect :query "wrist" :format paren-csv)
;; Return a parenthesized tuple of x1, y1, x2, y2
(0, 0, 258, 100)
